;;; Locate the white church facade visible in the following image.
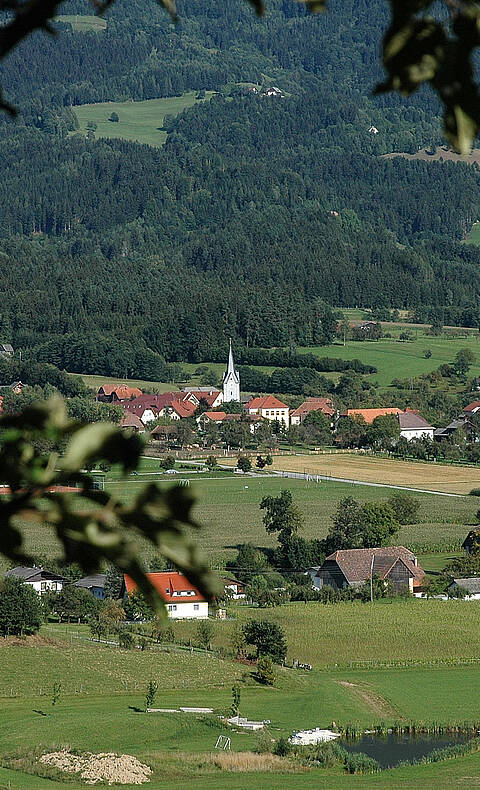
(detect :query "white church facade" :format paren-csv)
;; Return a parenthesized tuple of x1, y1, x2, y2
(223, 341, 240, 403)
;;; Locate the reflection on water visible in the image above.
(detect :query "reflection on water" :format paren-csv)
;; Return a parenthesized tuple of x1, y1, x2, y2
(340, 732, 472, 768)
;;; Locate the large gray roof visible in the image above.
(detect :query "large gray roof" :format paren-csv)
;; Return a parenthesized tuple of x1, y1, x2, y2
(74, 574, 107, 589)
(397, 412, 434, 430)
(5, 566, 65, 581)
(451, 577, 480, 594)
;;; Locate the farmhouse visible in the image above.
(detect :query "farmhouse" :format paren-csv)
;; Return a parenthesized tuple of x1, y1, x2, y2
(290, 397, 335, 426)
(312, 547, 425, 593)
(435, 417, 477, 441)
(120, 413, 146, 432)
(74, 574, 107, 599)
(96, 385, 142, 402)
(447, 578, 480, 600)
(244, 395, 289, 427)
(5, 566, 66, 595)
(123, 571, 208, 619)
(341, 408, 403, 424)
(222, 576, 246, 599)
(197, 410, 227, 427)
(396, 411, 435, 441)
(463, 401, 480, 416)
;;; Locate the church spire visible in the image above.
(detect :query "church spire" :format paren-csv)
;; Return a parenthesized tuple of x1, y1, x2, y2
(223, 339, 240, 403)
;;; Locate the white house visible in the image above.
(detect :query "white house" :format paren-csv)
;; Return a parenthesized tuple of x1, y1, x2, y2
(222, 576, 246, 599)
(244, 395, 290, 427)
(123, 571, 208, 619)
(5, 566, 66, 595)
(396, 411, 435, 441)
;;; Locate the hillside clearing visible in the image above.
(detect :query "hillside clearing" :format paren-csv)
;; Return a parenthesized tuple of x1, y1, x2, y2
(54, 14, 107, 32)
(73, 93, 214, 147)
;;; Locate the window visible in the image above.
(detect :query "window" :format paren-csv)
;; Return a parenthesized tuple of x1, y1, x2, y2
(194, 604, 199, 611)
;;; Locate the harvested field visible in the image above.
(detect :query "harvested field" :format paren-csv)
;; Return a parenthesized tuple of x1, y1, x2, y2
(39, 750, 152, 784)
(266, 454, 480, 494)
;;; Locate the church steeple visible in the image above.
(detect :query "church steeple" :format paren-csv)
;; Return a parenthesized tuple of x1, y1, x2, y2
(223, 339, 240, 403)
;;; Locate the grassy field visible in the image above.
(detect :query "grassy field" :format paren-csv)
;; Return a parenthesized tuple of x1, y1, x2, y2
(466, 221, 480, 245)
(264, 453, 480, 494)
(3, 470, 475, 569)
(73, 93, 214, 147)
(303, 333, 480, 388)
(3, 614, 480, 789)
(54, 14, 107, 32)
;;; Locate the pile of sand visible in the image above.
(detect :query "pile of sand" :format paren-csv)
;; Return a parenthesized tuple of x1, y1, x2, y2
(39, 750, 152, 784)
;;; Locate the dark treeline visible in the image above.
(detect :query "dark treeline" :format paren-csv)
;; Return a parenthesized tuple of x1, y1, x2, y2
(0, 0, 478, 370)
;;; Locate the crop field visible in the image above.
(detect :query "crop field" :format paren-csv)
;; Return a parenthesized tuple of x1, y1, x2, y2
(3, 472, 475, 570)
(265, 453, 480, 494)
(54, 14, 107, 32)
(73, 93, 214, 147)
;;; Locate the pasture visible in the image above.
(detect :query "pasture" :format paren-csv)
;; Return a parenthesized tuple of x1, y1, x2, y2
(3, 613, 480, 789)
(73, 93, 214, 148)
(303, 333, 480, 388)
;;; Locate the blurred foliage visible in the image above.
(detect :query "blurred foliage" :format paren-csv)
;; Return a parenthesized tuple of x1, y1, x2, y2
(0, 398, 216, 615)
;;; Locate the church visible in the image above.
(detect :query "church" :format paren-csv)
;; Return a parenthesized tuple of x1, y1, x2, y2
(223, 341, 240, 402)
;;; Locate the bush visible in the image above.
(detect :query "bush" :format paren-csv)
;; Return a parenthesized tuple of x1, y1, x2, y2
(256, 655, 276, 685)
(344, 752, 381, 774)
(469, 488, 480, 496)
(272, 737, 292, 756)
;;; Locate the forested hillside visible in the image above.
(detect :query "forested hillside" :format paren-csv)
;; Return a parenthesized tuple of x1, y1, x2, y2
(0, 0, 479, 368)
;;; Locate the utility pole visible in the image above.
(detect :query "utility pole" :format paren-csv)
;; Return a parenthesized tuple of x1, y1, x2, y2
(370, 553, 375, 604)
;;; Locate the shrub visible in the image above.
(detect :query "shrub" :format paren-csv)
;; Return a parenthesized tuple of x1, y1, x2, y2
(256, 655, 276, 685)
(272, 737, 292, 757)
(344, 752, 381, 774)
(469, 488, 480, 496)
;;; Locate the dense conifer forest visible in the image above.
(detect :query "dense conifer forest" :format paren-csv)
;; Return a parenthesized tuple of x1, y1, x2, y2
(0, 0, 479, 369)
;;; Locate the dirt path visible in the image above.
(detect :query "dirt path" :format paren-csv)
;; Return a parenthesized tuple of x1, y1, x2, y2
(336, 680, 401, 719)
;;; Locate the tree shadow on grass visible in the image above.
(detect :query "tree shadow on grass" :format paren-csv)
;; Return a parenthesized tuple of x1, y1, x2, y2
(32, 710, 47, 716)
(128, 705, 144, 713)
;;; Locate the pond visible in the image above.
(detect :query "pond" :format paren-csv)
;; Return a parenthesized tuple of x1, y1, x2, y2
(340, 732, 473, 768)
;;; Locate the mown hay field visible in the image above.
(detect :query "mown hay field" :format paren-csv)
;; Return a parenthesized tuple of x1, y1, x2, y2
(266, 453, 480, 494)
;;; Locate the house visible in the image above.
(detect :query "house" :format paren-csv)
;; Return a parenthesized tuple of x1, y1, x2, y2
(340, 408, 403, 424)
(396, 411, 435, 441)
(96, 385, 142, 403)
(182, 387, 223, 408)
(368, 125, 379, 134)
(222, 576, 246, 599)
(0, 343, 13, 357)
(120, 413, 146, 432)
(462, 529, 480, 555)
(123, 571, 208, 619)
(74, 573, 107, 599)
(462, 401, 480, 416)
(434, 418, 476, 441)
(123, 391, 199, 424)
(244, 395, 290, 427)
(447, 578, 480, 600)
(312, 547, 425, 594)
(263, 85, 283, 97)
(0, 381, 25, 396)
(150, 424, 178, 444)
(290, 397, 335, 426)
(5, 566, 66, 595)
(197, 411, 227, 428)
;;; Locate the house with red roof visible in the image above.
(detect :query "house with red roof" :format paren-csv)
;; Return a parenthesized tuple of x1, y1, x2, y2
(244, 395, 290, 427)
(290, 397, 335, 426)
(123, 571, 208, 619)
(340, 407, 403, 424)
(463, 401, 480, 416)
(97, 384, 143, 402)
(120, 413, 146, 432)
(122, 392, 199, 424)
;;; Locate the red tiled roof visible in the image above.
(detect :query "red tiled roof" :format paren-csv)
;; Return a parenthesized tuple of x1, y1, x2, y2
(188, 392, 219, 407)
(463, 401, 480, 412)
(122, 392, 192, 417)
(169, 400, 197, 418)
(245, 395, 289, 410)
(98, 385, 143, 399)
(202, 411, 227, 421)
(124, 571, 206, 603)
(291, 398, 335, 418)
(341, 408, 403, 424)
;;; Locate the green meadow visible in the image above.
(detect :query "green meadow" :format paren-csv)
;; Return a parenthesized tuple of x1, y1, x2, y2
(73, 93, 214, 147)
(465, 220, 480, 245)
(54, 14, 107, 32)
(7, 471, 475, 569)
(303, 333, 480, 388)
(2, 613, 480, 789)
